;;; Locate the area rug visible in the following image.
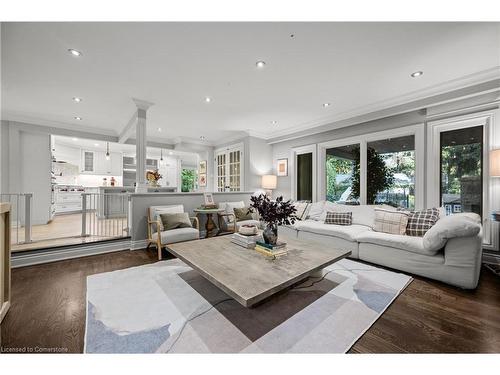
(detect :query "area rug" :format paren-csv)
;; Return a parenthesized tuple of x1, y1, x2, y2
(84, 258, 412, 353)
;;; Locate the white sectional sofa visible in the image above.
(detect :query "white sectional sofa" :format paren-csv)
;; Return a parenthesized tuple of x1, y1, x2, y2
(281, 201, 483, 289)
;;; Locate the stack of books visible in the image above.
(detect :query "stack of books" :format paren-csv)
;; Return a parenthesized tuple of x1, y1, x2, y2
(231, 233, 262, 248)
(254, 241, 288, 257)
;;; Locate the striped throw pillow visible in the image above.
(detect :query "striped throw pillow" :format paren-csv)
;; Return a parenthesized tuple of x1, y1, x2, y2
(324, 211, 352, 226)
(403, 208, 440, 237)
(374, 209, 409, 235)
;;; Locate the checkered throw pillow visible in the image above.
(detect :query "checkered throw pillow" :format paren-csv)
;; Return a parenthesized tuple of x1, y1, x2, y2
(401, 208, 440, 237)
(373, 209, 409, 235)
(324, 211, 352, 226)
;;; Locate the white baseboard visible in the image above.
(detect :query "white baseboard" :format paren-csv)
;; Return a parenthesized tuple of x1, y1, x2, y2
(483, 251, 500, 265)
(11, 239, 132, 268)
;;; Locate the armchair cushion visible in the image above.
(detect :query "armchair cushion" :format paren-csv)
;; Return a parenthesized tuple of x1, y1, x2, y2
(152, 227, 199, 244)
(234, 207, 254, 221)
(159, 212, 192, 230)
(149, 204, 185, 231)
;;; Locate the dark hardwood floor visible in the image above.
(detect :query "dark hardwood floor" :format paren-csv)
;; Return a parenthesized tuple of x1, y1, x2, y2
(1, 249, 499, 353)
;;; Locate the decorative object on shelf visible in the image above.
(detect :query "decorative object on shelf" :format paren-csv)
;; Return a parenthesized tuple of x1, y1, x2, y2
(277, 158, 288, 176)
(203, 192, 215, 206)
(250, 194, 297, 245)
(146, 169, 162, 187)
(110, 177, 116, 187)
(238, 224, 258, 236)
(199, 173, 207, 187)
(199, 160, 207, 174)
(261, 174, 277, 197)
(102, 177, 108, 186)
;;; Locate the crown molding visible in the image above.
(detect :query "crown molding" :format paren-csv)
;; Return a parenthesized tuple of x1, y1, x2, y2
(265, 67, 500, 141)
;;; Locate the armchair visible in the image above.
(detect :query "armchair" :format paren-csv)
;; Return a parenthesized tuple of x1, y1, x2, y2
(147, 204, 200, 260)
(217, 201, 261, 233)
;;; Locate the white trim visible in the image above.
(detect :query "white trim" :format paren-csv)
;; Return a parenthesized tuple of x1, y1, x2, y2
(290, 144, 317, 202)
(317, 124, 425, 208)
(427, 110, 498, 250)
(11, 239, 132, 268)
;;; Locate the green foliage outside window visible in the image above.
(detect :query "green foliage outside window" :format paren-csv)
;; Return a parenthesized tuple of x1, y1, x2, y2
(181, 169, 197, 192)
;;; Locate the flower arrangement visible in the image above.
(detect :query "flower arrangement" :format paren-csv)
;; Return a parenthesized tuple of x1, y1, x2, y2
(249, 194, 297, 245)
(146, 169, 162, 186)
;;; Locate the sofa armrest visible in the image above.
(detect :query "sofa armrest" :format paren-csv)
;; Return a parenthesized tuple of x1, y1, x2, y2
(443, 231, 483, 289)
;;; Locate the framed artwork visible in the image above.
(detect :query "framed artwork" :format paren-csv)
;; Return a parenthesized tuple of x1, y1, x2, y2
(203, 192, 214, 205)
(199, 173, 207, 187)
(199, 160, 207, 174)
(277, 158, 288, 176)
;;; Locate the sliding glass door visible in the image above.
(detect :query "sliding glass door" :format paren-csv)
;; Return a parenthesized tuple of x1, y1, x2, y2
(440, 125, 483, 217)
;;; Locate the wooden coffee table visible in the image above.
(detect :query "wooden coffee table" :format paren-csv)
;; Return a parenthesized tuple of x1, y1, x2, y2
(167, 234, 351, 307)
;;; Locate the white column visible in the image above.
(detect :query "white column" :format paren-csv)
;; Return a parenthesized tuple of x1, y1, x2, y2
(132, 98, 154, 193)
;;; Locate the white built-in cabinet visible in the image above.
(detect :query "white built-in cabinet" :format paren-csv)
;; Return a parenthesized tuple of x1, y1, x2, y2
(214, 143, 244, 192)
(80, 150, 122, 175)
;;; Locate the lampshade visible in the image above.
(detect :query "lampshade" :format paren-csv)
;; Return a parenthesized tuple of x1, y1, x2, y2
(491, 149, 500, 177)
(261, 175, 277, 190)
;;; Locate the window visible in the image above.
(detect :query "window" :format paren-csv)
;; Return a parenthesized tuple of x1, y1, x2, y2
(325, 144, 360, 203)
(215, 144, 243, 192)
(367, 135, 415, 209)
(440, 125, 483, 217)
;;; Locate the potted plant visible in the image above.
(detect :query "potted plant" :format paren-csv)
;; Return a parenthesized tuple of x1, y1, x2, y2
(249, 194, 297, 245)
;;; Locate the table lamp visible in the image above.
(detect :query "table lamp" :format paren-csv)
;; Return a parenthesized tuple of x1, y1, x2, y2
(261, 175, 277, 197)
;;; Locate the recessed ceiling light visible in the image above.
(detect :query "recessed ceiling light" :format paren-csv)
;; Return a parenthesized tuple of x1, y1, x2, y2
(72, 138, 78, 141)
(157, 127, 162, 132)
(74, 116, 82, 121)
(73, 97, 82, 103)
(256, 61, 266, 68)
(200, 136, 206, 141)
(68, 49, 82, 57)
(94, 143, 99, 147)
(168, 151, 173, 155)
(271, 121, 277, 125)
(205, 97, 211, 103)
(410, 71, 423, 78)
(323, 103, 331, 108)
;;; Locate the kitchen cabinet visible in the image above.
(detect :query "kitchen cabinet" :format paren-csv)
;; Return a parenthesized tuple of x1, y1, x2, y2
(81, 150, 122, 176)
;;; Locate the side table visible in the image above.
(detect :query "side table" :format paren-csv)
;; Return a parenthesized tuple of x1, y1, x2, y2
(194, 208, 225, 238)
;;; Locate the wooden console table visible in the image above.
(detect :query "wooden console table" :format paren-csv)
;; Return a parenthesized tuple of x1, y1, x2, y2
(1, 202, 11, 323)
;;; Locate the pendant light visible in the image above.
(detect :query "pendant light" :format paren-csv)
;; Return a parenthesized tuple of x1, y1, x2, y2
(105, 142, 110, 160)
(160, 148, 164, 162)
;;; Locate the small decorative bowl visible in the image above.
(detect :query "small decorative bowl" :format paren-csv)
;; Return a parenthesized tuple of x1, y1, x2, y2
(239, 224, 258, 236)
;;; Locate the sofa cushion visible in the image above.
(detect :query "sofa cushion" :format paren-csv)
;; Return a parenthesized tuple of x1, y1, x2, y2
(295, 220, 371, 242)
(356, 231, 436, 256)
(292, 201, 310, 220)
(373, 209, 409, 235)
(324, 211, 352, 226)
(423, 214, 481, 252)
(152, 227, 199, 244)
(400, 207, 440, 237)
(319, 202, 396, 227)
(219, 201, 245, 214)
(307, 201, 325, 220)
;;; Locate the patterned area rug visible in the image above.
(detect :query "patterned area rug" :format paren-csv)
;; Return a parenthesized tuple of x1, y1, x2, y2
(85, 258, 412, 353)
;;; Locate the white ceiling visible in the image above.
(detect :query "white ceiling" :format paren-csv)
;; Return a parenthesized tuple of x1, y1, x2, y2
(2, 22, 500, 145)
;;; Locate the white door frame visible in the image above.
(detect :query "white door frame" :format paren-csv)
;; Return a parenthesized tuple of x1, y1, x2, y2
(290, 144, 317, 202)
(317, 123, 425, 208)
(427, 111, 497, 249)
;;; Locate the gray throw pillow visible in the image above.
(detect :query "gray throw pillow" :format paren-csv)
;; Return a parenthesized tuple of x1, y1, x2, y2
(159, 212, 192, 231)
(234, 207, 253, 221)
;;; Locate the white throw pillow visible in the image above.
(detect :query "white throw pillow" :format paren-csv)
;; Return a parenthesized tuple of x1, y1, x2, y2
(373, 209, 409, 235)
(423, 214, 481, 252)
(307, 201, 326, 221)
